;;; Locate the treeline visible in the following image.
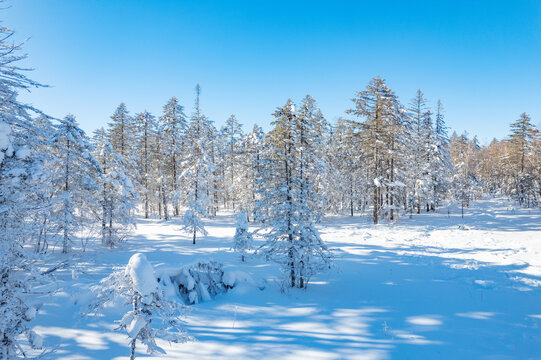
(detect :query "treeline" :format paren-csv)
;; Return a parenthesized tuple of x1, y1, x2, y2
(5, 76, 540, 257)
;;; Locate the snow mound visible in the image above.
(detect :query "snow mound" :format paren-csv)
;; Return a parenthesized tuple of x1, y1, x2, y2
(158, 261, 254, 305)
(125, 253, 158, 297)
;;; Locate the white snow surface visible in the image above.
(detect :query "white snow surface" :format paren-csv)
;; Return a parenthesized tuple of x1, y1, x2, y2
(29, 198, 541, 359)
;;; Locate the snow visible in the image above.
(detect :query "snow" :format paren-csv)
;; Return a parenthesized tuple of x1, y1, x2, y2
(15, 147, 31, 160)
(0, 121, 13, 164)
(28, 198, 541, 359)
(125, 253, 158, 297)
(121, 313, 146, 338)
(25, 307, 37, 321)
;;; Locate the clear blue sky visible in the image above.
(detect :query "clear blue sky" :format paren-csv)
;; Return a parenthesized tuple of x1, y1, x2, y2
(6, 0, 541, 143)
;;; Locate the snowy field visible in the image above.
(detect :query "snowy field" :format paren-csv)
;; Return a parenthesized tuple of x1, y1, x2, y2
(33, 198, 541, 359)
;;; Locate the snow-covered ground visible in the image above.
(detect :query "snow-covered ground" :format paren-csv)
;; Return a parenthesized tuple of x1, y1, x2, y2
(33, 198, 541, 359)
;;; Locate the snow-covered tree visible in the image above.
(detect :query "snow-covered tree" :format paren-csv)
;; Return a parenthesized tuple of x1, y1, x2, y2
(180, 85, 217, 243)
(324, 118, 365, 216)
(237, 125, 265, 220)
(107, 103, 133, 159)
(181, 209, 208, 245)
(450, 132, 480, 216)
(296, 95, 329, 218)
(347, 76, 400, 224)
(406, 89, 433, 214)
(133, 111, 157, 218)
(95, 141, 138, 248)
(0, 21, 50, 358)
(160, 97, 187, 216)
(506, 113, 539, 206)
(88, 253, 190, 359)
(257, 98, 332, 288)
(50, 115, 101, 253)
(220, 114, 243, 209)
(431, 100, 453, 207)
(232, 211, 253, 262)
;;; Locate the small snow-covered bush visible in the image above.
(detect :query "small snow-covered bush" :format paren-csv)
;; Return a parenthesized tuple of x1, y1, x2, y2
(181, 209, 207, 244)
(157, 261, 255, 305)
(232, 211, 253, 262)
(87, 253, 190, 360)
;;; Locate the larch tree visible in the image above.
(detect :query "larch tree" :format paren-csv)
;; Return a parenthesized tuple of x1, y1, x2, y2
(237, 124, 265, 221)
(95, 140, 138, 248)
(133, 111, 157, 219)
(406, 89, 432, 214)
(346, 76, 399, 224)
(160, 97, 187, 216)
(232, 211, 253, 262)
(107, 103, 133, 159)
(0, 21, 52, 357)
(432, 100, 453, 207)
(324, 118, 365, 216)
(220, 114, 243, 210)
(507, 113, 539, 206)
(50, 115, 101, 253)
(181, 85, 215, 244)
(257, 98, 332, 289)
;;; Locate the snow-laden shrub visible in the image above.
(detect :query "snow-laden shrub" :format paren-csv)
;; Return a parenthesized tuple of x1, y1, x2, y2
(157, 260, 255, 305)
(86, 253, 190, 359)
(232, 211, 253, 262)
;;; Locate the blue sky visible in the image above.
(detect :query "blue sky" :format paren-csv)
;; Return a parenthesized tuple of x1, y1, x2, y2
(6, 0, 541, 143)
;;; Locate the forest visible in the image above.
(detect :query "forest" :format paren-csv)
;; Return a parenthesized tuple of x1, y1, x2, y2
(1, 10, 541, 360)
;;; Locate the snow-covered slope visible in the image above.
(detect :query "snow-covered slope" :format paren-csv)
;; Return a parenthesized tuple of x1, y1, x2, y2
(32, 198, 541, 359)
